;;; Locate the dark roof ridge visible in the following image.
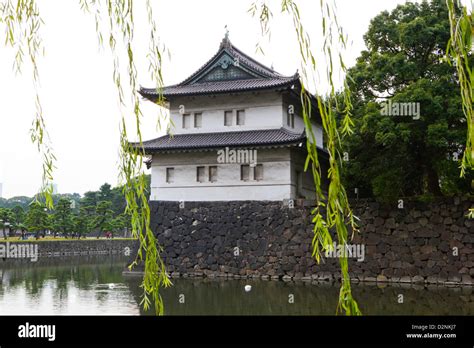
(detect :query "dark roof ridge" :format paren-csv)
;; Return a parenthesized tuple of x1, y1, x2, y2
(131, 127, 307, 154)
(139, 127, 304, 145)
(139, 75, 299, 98)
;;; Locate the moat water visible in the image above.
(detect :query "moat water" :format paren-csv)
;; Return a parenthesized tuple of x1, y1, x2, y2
(0, 256, 472, 315)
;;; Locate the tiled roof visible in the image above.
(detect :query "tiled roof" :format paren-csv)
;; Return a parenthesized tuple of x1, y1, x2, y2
(132, 128, 306, 154)
(139, 36, 300, 101)
(139, 76, 298, 98)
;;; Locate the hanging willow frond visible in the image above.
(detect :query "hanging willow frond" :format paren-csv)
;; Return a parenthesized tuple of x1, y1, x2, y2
(445, 0, 473, 219)
(0, 0, 56, 208)
(250, 0, 360, 315)
(79, 0, 171, 314)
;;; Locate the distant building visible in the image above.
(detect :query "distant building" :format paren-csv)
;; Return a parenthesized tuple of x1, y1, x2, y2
(52, 184, 58, 195)
(137, 34, 328, 201)
(0, 183, 3, 198)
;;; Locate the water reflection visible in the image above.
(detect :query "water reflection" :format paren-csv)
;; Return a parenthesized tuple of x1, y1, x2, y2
(126, 277, 474, 316)
(0, 256, 140, 315)
(0, 257, 473, 315)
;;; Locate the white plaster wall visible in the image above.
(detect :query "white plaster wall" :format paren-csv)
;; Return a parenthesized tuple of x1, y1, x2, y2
(281, 103, 324, 148)
(150, 149, 294, 201)
(165, 90, 324, 148)
(168, 91, 284, 134)
(152, 184, 292, 201)
(312, 126, 324, 148)
(289, 148, 317, 200)
(146, 89, 325, 201)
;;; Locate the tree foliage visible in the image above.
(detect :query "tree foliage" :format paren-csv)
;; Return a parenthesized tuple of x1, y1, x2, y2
(343, 0, 473, 202)
(72, 207, 94, 239)
(94, 201, 114, 238)
(0, 207, 14, 240)
(25, 201, 48, 239)
(0, 179, 140, 239)
(52, 198, 73, 237)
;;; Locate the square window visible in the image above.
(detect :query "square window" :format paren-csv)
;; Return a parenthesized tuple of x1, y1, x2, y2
(254, 164, 263, 181)
(197, 166, 205, 183)
(236, 110, 245, 126)
(240, 164, 250, 181)
(182, 114, 191, 128)
(194, 113, 202, 128)
(224, 110, 233, 126)
(209, 166, 217, 182)
(166, 168, 174, 183)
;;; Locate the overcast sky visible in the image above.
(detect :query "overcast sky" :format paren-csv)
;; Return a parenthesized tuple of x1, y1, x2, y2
(0, 0, 438, 198)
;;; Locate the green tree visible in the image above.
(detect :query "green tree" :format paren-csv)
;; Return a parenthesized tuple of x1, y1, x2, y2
(81, 191, 98, 209)
(0, 196, 32, 210)
(11, 205, 26, 239)
(99, 183, 113, 202)
(343, 0, 472, 201)
(72, 207, 94, 239)
(94, 201, 114, 239)
(46, 214, 55, 238)
(109, 214, 126, 238)
(110, 186, 126, 216)
(0, 207, 14, 240)
(52, 198, 73, 238)
(25, 202, 48, 240)
(51, 193, 81, 213)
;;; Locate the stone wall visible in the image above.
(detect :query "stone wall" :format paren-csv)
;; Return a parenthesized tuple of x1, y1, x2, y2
(0, 239, 137, 259)
(151, 197, 474, 285)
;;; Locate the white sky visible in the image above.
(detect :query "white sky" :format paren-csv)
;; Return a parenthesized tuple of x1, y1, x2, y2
(0, 0, 426, 198)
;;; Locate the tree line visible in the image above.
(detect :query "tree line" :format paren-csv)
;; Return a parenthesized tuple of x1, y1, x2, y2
(0, 176, 150, 239)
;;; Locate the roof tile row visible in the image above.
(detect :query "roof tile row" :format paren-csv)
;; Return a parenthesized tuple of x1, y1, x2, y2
(134, 128, 306, 153)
